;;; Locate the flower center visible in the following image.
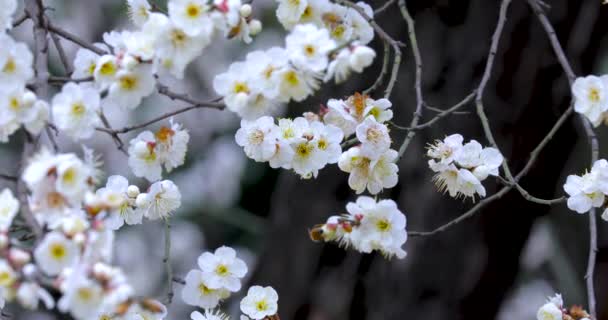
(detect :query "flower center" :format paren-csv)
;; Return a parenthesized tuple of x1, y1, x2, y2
(0, 271, 13, 286)
(99, 61, 116, 76)
(248, 130, 264, 145)
(284, 71, 299, 86)
(119, 75, 138, 90)
(215, 264, 229, 276)
(304, 45, 316, 57)
(256, 299, 269, 311)
(589, 88, 601, 103)
(50, 243, 67, 260)
(155, 126, 175, 143)
(376, 219, 391, 232)
(71, 102, 86, 116)
(77, 288, 93, 302)
(2, 58, 16, 74)
(318, 138, 327, 150)
(198, 283, 212, 295)
(186, 3, 202, 18)
(171, 29, 188, 46)
(233, 82, 250, 94)
(9, 97, 19, 111)
(296, 142, 313, 158)
(301, 5, 313, 20)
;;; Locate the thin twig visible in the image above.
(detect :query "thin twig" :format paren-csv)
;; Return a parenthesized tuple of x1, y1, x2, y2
(164, 218, 174, 304)
(49, 30, 73, 76)
(527, 0, 598, 315)
(157, 83, 225, 109)
(46, 22, 107, 55)
(396, 0, 423, 159)
(374, 0, 397, 15)
(391, 91, 476, 131)
(0, 174, 17, 182)
(98, 110, 127, 155)
(363, 41, 390, 95)
(48, 76, 93, 84)
(11, 12, 29, 28)
(19, 0, 48, 240)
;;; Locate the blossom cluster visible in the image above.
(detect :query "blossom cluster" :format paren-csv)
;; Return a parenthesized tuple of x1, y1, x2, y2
(572, 75, 608, 127)
(536, 293, 591, 320)
(0, 147, 184, 319)
(0, 31, 49, 142)
(310, 196, 407, 259)
(236, 115, 344, 178)
(214, 0, 377, 120)
(128, 119, 190, 181)
(427, 134, 503, 200)
(182, 246, 279, 320)
(328, 93, 398, 194)
(563, 159, 608, 219)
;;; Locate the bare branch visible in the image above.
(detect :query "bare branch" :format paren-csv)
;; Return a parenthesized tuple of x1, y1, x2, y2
(391, 91, 476, 131)
(374, 0, 396, 15)
(396, 0, 424, 159)
(163, 218, 174, 304)
(527, 0, 599, 315)
(363, 41, 390, 95)
(46, 22, 107, 55)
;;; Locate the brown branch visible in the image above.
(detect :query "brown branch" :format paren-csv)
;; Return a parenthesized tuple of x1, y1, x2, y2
(396, 0, 424, 159)
(527, 1, 598, 316)
(391, 91, 476, 131)
(19, 0, 48, 240)
(374, 0, 396, 15)
(46, 22, 107, 55)
(363, 41, 390, 95)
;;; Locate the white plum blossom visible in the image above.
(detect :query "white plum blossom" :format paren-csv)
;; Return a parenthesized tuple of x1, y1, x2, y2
(356, 116, 391, 158)
(72, 48, 102, 80)
(0, 34, 34, 85)
(235, 116, 279, 162)
(536, 294, 563, 320)
(52, 82, 102, 140)
(427, 135, 502, 200)
(139, 180, 182, 220)
(348, 197, 407, 258)
(312, 196, 408, 259)
(191, 310, 230, 320)
(0, 188, 18, 231)
(34, 232, 80, 276)
(338, 147, 399, 194)
(572, 75, 608, 126)
(129, 131, 163, 181)
(58, 273, 104, 320)
(213, 62, 257, 117)
(127, 0, 152, 26)
(563, 160, 608, 214)
(286, 24, 336, 72)
(197, 246, 248, 292)
(96, 175, 143, 230)
(107, 63, 156, 110)
(168, 0, 212, 36)
(240, 285, 279, 320)
(182, 269, 230, 309)
(276, 0, 308, 29)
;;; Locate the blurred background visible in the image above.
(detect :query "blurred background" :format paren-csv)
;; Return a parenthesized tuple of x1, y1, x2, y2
(3, 0, 608, 319)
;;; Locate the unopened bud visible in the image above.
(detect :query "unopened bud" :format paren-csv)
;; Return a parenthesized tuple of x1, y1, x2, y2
(239, 4, 252, 17)
(249, 19, 262, 36)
